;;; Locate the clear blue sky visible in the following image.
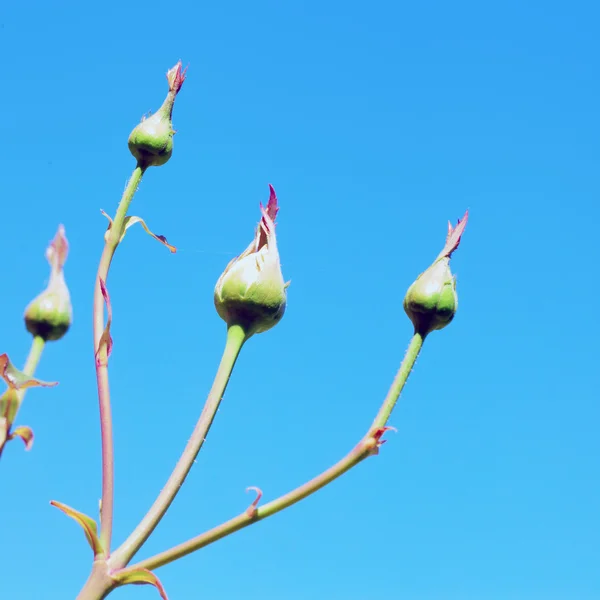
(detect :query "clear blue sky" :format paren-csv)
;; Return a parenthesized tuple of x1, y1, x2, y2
(1, 1, 599, 598)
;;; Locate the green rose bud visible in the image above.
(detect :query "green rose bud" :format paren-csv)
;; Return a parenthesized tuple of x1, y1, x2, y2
(214, 185, 288, 337)
(24, 225, 72, 342)
(403, 211, 468, 336)
(128, 61, 186, 168)
(404, 257, 457, 334)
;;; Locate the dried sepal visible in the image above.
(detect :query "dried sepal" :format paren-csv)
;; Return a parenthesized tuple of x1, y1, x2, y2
(436, 210, 469, 260)
(50, 500, 105, 559)
(166, 60, 187, 94)
(0, 354, 58, 391)
(101, 211, 176, 252)
(112, 567, 169, 600)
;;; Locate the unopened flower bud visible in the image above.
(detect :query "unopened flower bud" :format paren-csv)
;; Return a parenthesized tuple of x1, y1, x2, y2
(24, 226, 72, 341)
(403, 211, 468, 336)
(128, 61, 187, 168)
(214, 185, 288, 337)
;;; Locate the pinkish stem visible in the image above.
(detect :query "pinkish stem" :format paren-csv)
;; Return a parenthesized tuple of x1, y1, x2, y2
(93, 164, 145, 554)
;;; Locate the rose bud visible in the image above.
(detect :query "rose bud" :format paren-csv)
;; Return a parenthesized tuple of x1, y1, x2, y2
(404, 211, 468, 336)
(24, 225, 72, 342)
(214, 185, 288, 337)
(128, 61, 187, 168)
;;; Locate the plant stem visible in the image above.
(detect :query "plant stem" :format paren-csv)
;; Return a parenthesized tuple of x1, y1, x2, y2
(75, 561, 116, 600)
(94, 164, 145, 554)
(129, 332, 426, 572)
(110, 324, 248, 568)
(371, 331, 424, 429)
(23, 335, 46, 376)
(0, 335, 46, 457)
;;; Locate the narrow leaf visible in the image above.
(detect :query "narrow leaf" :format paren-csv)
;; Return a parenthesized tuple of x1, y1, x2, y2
(50, 500, 104, 558)
(0, 354, 58, 391)
(124, 216, 177, 253)
(100, 210, 176, 252)
(112, 567, 169, 600)
(10, 425, 34, 450)
(95, 279, 113, 364)
(0, 388, 20, 424)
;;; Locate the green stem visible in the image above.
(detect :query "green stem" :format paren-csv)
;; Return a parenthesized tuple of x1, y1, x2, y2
(94, 164, 145, 554)
(128, 332, 425, 572)
(0, 335, 46, 457)
(371, 331, 425, 429)
(110, 324, 248, 568)
(23, 335, 46, 376)
(75, 561, 116, 600)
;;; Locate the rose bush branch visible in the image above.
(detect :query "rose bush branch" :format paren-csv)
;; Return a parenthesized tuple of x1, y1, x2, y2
(124, 211, 469, 574)
(111, 185, 287, 568)
(0, 226, 71, 457)
(91, 61, 187, 554)
(33, 61, 473, 600)
(126, 333, 423, 572)
(76, 178, 289, 600)
(45, 63, 186, 600)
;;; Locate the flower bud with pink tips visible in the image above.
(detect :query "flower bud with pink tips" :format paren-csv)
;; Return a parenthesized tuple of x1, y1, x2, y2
(128, 61, 187, 168)
(24, 225, 72, 342)
(403, 211, 468, 336)
(214, 185, 288, 337)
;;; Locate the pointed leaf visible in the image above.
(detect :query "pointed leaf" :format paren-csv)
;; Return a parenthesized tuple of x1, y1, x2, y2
(50, 500, 105, 558)
(0, 388, 20, 424)
(10, 425, 34, 450)
(112, 567, 169, 600)
(100, 210, 176, 252)
(0, 354, 58, 391)
(123, 216, 177, 253)
(95, 279, 113, 365)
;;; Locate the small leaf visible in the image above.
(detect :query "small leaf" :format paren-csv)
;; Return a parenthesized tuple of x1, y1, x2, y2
(0, 388, 20, 425)
(95, 279, 113, 365)
(50, 500, 105, 558)
(124, 216, 177, 253)
(100, 210, 176, 252)
(0, 354, 58, 391)
(245, 486, 263, 518)
(100, 210, 115, 243)
(10, 425, 34, 450)
(112, 567, 169, 600)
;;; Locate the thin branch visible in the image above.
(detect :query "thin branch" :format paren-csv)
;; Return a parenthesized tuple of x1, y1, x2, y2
(129, 332, 425, 571)
(93, 164, 145, 554)
(110, 324, 248, 568)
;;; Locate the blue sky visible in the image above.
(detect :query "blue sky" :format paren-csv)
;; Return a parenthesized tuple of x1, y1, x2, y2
(1, 0, 599, 598)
